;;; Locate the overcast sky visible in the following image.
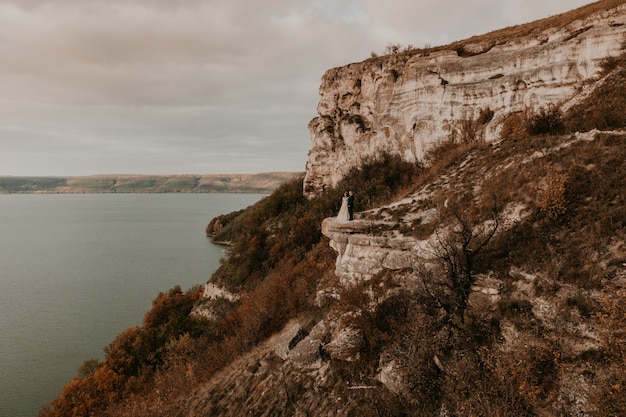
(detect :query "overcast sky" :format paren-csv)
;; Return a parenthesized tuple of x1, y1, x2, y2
(0, 0, 591, 176)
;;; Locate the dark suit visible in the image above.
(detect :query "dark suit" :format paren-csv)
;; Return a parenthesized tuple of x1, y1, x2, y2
(347, 193, 354, 220)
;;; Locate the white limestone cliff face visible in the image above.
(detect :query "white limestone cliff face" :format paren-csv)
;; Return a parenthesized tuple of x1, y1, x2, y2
(304, 4, 626, 196)
(321, 217, 418, 285)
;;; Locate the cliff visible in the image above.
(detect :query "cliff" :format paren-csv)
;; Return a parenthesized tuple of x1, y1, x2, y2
(187, 1, 626, 414)
(40, 2, 626, 416)
(181, 128, 626, 416)
(184, 128, 626, 416)
(304, 1, 626, 195)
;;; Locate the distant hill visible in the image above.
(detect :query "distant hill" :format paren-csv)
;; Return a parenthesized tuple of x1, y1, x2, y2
(0, 172, 303, 194)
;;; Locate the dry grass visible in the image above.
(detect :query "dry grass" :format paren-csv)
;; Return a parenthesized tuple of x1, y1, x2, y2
(367, 0, 626, 62)
(564, 52, 626, 131)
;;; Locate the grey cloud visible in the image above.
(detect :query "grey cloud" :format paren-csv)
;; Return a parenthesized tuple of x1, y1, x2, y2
(361, 0, 592, 48)
(0, 0, 591, 176)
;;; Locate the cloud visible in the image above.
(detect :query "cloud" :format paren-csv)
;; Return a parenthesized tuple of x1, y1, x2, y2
(0, 0, 591, 176)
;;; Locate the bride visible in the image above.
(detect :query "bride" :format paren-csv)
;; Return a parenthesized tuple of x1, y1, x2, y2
(336, 191, 350, 222)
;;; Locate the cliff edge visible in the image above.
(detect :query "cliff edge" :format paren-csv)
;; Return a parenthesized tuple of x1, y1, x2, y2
(304, 2, 626, 195)
(39, 2, 626, 416)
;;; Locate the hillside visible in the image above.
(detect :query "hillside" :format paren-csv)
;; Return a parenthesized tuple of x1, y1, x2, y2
(39, 1, 626, 416)
(185, 131, 626, 417)
(0, 172, 301, 194)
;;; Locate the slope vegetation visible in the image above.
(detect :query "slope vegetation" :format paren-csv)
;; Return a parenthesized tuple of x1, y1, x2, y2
(39, 5, 626, 417)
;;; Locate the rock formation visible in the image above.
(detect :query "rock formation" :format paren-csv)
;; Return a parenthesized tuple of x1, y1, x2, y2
(40, 3, 626, 416)
(190, 3, 626, 414)
(304, 3, 626, 196)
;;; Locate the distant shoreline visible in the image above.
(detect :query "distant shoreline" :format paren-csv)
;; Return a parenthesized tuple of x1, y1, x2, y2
(0, 172, 303, 194)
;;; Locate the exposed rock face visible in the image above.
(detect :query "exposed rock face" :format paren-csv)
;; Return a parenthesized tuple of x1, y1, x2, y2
(321, 217, 418, 285)
(191, 283, 239, 320)
(201, 282, 238, 302)
(274, 320, 305, 360)
(317, 130, 626, 407)
(304, 4, 626, 196)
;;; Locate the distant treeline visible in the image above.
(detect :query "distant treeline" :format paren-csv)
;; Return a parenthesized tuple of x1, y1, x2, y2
(0, 173, 302, 194)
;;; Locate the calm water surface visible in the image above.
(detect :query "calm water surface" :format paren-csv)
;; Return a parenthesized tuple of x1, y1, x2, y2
(0, 193, 263, 417)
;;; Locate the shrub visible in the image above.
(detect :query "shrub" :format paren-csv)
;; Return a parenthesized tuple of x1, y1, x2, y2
(39, 286, 205, 417)
(477, 107, 495, 125)
(536, 169, 568, 221)
(456, 118, 480, 144)
(498, 299, 534, 319)
(337, 152, 423, 210)
(499, 111, 528, 140)
(591, 288, 626, 416)
(424, 138, 462, 165)
(564, 51, 626, 132)
(421, 199, 500, 323)
(526, 105, 565, 136)
(423, 138, 484, 182)
(499, 105, 565, 139)
(598, 54, 622, 72)
(77, 359, 103, 379)
(447, 110, 492, 146)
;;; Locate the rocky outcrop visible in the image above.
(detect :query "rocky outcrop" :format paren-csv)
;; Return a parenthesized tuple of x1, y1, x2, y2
(304, 4, 626, 196)
(191, 283, 239, 320)
(317, 129, 626, 406)
(321, 217, 419, 285)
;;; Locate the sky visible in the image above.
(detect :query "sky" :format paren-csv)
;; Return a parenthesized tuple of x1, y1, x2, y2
(0, 0, 592, 176)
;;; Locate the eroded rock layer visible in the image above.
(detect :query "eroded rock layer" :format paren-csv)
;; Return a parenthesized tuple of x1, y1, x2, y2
(304, 4, 626, 196)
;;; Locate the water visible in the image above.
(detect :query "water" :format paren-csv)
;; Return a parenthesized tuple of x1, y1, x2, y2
(0, 193, 264, 417)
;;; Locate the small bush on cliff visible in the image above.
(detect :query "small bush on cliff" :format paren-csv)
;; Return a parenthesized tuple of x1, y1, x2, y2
(564, 50, 626, 132)
(448, 108, 493, 145)
(423, 109, 495, 175)
(526, 105, 565, 136)
(536, 168, 568, 221)
(499, 111, 528, 140)
(500, 105, 565, 141)
(424, 199, 500, 323)
(338, 152, 423, 210)
(423, 136, 486, 182)
(592, 286, 626, 416)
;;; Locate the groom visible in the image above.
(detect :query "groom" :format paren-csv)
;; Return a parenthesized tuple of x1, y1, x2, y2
(347, 190, 354, 221)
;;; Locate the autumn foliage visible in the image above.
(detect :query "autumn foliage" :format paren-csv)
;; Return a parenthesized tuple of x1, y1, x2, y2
(39, 286, 203, 417)
(39, 153, 421, 417)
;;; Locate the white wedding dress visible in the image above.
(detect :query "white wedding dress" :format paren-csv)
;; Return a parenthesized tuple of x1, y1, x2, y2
(336, 196, 350, 222)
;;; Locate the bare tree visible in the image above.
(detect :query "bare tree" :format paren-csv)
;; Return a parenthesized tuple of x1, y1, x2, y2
(420, 200, 500, 323)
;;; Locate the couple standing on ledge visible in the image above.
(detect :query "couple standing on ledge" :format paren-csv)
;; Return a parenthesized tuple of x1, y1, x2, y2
(336, 190, 354, 222)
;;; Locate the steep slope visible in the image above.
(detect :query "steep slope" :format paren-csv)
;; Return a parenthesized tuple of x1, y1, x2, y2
(304, 1, 626, 196)
(163, 130, 626, 417)
(178, 131, 626, 417)
(39, 2, 626, 416)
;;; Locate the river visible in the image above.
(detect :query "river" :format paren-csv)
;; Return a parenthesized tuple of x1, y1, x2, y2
(0, 193, 263, 417)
